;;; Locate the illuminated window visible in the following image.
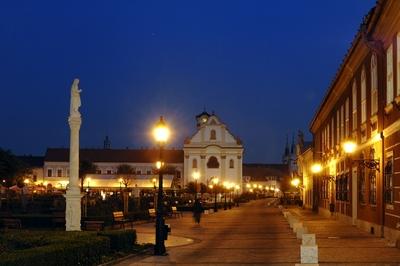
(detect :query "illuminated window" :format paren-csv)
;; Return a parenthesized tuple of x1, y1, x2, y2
(359, 154, 366, 204)
(57, 169, 62, 177)
(47, 168, 53, 177)
(387, 43, 394, 104)
(385, 154, 394, 204)
(352, 81, 358, 130)
(192, 159, 198, 168)
(371, 53, 378, 115)
(361, 68, 367, 123)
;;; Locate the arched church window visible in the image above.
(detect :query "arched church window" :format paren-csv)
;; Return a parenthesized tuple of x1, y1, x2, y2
(229, 159, 234, 168)
(210, 129, 216, 140)
(192, 159, 197, 168)
(207, 156, 220, 168)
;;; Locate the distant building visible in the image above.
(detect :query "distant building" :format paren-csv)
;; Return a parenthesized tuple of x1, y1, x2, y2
(17, 155, 44, 183)
(42, 148, 183, 190)
(242, 163, 289, 196)
(183, 111, 244, 188)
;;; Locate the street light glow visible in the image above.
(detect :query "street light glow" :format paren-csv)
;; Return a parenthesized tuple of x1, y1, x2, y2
(153, 116, 170, 143)
(192, 171, 200, 180)
(291, 178, 300, 187)
(311, 163, 322, 174)
(342, 140, 357, 154)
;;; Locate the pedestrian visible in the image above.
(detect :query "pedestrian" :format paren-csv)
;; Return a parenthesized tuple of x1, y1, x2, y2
(193, 199, 203, 224)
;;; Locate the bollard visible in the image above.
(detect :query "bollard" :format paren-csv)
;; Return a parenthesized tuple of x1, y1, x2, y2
(300, 234, 318, 265)
(296, 226, 308, 239)
(293, 222, 303, 233)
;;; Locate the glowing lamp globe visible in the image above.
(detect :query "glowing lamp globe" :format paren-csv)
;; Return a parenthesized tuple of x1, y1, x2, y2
(153, 116, 170, 143)
(343, 140, 357, 154)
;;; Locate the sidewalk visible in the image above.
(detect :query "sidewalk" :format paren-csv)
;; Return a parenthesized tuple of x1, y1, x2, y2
(287, 207, 400, 265)
(117, 199, 300, 266)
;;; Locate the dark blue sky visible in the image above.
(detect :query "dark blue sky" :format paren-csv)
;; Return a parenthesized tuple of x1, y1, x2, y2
(0, 0, 375, 163)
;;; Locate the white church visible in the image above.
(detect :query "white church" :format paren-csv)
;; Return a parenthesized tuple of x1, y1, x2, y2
(183, 111, 244, 188)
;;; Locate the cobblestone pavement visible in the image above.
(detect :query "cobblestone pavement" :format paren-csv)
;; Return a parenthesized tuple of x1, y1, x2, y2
(117, 198, 300, 266)
(288, 207, 400, 265)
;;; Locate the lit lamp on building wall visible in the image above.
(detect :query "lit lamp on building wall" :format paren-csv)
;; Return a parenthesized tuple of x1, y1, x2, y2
(152, 116, 170, 256)
(342, 140, 380, 171)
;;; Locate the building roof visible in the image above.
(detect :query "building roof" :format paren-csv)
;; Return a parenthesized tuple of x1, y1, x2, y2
(243, 163, 289, 181)
(17, 155, 44, 168)
(44, 148, 184, 164)
(309, 1, 383, 132)
(301, 141, 313, 154)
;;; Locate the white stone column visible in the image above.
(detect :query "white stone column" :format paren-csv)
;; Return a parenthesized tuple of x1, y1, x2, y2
(64, 79, 83, 231)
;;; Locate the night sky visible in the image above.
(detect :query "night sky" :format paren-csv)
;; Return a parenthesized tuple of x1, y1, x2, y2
(0, 0, 375, 163)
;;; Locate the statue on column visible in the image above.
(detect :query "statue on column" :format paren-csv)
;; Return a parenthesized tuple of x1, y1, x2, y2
(70, 78, 82, 117)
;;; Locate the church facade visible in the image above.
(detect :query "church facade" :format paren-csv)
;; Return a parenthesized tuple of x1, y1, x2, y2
(183, 111, 244, 189)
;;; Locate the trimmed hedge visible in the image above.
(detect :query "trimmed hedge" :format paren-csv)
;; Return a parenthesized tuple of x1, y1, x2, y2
(0, 231, 110, 266)
(98, 229, 136, 251)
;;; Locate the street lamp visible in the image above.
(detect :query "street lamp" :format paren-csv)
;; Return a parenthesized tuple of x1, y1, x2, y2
(153, 116, 170, 256)
(342, 140, 380, 171)
(212, 178, 219, 212)
(192, 171, 200, 200)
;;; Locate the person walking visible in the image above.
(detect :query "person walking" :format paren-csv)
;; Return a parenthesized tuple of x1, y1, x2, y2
(193, 199, 203, 224)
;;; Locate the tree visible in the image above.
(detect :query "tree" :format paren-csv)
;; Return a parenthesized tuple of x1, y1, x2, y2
(117, 164, 135, 188)
(0, 148, 31, 187)
(79, 160, 98, 192)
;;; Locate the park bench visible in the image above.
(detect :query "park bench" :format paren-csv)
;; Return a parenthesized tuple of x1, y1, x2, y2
(171, 206, 183, 218)
(148, 208, 156, 220)
(112, 211, 133, 229)
(1, 218, 22, 229)
(52, 211, 65, 228)
(84, 220, 104, 231)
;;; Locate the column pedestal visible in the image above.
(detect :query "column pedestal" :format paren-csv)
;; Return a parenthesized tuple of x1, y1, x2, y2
(65, 188, 83, 231)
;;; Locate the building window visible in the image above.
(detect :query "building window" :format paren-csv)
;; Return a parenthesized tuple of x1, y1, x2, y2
(359, 154, 366, 204)
(345, 98, 349, 137)
(336, 110, 340, 145)
(107, 170, 112, 175)
(352, 80, 358, 130)
(361, 68, 367, 123)
(229, 159, 234, 168)
(147, 170, 151, 175)
(369, 170, 377, 205)
(385, 155, 394, 204)
(207, 156, 220, 168)
(387, 43, 394, 104)
(192, 159, 198, 168)
(136, 170, 141, 175)
(47, 168, 53, 177)
(344, 174, 349, 202)
(96, 170, 101, 174)
(210, 129, 216, 140)
(371, 53, 378, 115)
(340, 105, 344, 141)
(57, 169, 62, 177)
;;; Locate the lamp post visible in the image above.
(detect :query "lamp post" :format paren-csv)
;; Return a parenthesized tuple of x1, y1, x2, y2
(235, 184, 240, 207)
(192, 171, 200, 200)
(212, 178, 219, 212)
(153, 116, 170, 256)
(152, 177, 157, 208)
(84, 177, 91, 217)
(311, 163, 322, 212)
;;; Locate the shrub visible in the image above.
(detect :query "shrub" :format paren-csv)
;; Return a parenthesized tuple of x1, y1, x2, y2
(0, 231, 110, 266)
(98, 229, 136, 251)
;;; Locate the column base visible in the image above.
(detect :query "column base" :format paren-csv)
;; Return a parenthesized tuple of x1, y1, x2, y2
(64, 189, 83, 231)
